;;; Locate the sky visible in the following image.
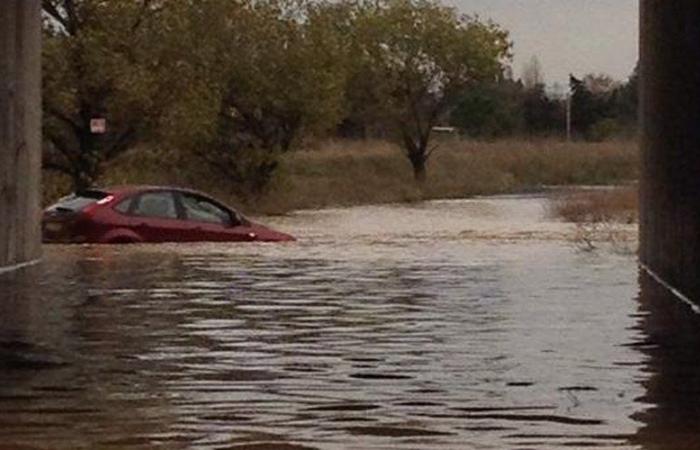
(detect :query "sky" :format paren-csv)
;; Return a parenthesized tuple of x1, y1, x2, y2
(450, 0, 639, 88)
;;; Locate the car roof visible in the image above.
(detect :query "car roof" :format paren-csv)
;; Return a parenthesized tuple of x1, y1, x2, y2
(103, 185, 213, 197)
(94, 185, 246, 218)
(100, 185, 238, 206)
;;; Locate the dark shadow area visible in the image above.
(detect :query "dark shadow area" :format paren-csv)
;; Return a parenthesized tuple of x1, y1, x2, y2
(0, 256, 181, 450)
(0, 265, 66, 369)
(632, 269, 700, 449)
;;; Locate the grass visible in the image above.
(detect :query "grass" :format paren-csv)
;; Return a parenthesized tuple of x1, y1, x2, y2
(43, 138, 639, 215)
(263, 138, 638, 213)
(547, 186, 638, 224)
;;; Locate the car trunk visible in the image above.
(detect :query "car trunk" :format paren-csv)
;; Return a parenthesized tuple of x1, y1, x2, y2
(42, 190, 111, 243)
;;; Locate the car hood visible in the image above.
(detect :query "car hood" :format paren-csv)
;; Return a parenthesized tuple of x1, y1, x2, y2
(248, 222, 296, 242)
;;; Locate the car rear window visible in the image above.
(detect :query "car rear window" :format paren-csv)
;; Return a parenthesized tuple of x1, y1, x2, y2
(114, 197, 133, 214)
(47, 190, 110, 212)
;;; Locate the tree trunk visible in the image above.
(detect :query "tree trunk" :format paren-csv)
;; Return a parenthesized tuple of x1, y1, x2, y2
(403, 131, 429, 184)
(411, 156, 427, 183)
(73, 172, 94, 193)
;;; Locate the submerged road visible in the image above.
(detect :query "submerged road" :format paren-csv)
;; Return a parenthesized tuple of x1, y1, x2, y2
(0, 195, 694, 449)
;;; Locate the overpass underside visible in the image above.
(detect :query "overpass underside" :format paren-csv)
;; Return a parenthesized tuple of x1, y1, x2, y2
(0, 0, 41, 271)
(640, 1, 700, 304)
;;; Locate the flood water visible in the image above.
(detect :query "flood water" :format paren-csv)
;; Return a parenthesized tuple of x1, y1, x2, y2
(0, 195, 698, 449)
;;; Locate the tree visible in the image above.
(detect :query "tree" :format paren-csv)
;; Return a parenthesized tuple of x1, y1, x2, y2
(570, 72, 630, 140)
(522, 83, 565, 135)
(521, 55, 544, 90)
(518, 58, 567, 136)
(581, 73, 619, 95)
(610, 64, 639, 129)
(570, 75, 606, 139)
(353, 0, 510, 182)
(42, 0, 171, 191)
(449, 78, 524, 138)
(171, 0, 349, 195)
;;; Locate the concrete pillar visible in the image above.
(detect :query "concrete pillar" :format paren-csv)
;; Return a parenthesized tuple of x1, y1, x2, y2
(640, 1, 700, 302)
(0, 1, 42, 271)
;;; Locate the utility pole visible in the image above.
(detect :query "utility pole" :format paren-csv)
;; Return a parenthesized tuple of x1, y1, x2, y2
(566, 92, 572, 141)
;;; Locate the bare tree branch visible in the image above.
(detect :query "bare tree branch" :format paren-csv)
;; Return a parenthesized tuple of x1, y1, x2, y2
(63, 0, 79, 35)
(426, 143, 439, 159)
(45, 105, 82, 135)
(105, 126, 137, 160)
(42, 160, 73, 176)
(42, 0, 70, 32)
(42, 0, 80, 35)
(45, 134, 76, 163)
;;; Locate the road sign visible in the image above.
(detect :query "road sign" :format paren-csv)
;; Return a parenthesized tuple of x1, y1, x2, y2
(90, 118, 107, 134)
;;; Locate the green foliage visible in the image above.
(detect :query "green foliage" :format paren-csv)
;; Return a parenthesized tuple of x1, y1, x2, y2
(570, 72, 637, 141)
(452, 67, 638, 140)
(347, 0, 511, 181)
(570, 75, 605, 138)
(42, 0, 172, 190)
(450, 79, 524, 138)
(41, 0, 637, 202)
(610, 65, 639, 129)
(522, 84, 565, 135)
(450, 78, 566, 138)
(160, 0, 350, 195)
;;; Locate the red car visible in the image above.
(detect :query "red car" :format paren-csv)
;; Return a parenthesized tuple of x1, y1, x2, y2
(42, 186, 295, 244)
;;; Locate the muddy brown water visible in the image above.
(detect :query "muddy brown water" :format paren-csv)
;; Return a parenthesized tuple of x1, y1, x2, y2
(0, 195, 696, 449)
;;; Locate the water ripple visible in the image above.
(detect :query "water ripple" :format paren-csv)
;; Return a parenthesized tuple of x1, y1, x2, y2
(0, 196, 648, 449)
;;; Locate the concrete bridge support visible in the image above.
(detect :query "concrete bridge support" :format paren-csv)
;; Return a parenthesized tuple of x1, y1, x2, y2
(640, 1, 700, 304)
(0, 1, 42, 272)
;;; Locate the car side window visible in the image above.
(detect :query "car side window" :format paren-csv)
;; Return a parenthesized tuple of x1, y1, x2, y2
(180, 194, 235, 226)
(114, 197, 133, 214)
(132, 192, 178, 219)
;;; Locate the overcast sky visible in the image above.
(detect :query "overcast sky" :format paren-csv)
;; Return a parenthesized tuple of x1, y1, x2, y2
(449, 0, 639, 87)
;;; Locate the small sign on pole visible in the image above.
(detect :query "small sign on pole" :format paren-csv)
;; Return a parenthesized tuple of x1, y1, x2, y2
(90, 118, 107, 134)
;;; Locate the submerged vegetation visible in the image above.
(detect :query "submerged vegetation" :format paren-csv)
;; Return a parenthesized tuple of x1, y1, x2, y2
(548, 186, 638, 252)
(548, 187, 638, 225)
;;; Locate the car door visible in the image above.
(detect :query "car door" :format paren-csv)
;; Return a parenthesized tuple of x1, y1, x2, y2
(128, 191, 184, 242)
(177, 193, 256, 242)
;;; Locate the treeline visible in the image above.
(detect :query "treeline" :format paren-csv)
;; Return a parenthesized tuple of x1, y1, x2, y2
(450, 65, 638, 140)
(41, 0, 634, 198)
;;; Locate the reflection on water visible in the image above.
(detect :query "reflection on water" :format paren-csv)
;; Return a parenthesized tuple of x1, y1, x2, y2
(632, 271, 700, 450)
(0, 195, 693, 449)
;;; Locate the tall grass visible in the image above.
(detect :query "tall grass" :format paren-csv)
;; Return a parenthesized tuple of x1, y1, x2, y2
(262, 138, 638, 213)
(548, 187, 638, 224)
(546, 187, 639, 253)
(43, 138, 639, 214)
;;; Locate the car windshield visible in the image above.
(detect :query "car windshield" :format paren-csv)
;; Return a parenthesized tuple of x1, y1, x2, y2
(47, 190, 110, 212)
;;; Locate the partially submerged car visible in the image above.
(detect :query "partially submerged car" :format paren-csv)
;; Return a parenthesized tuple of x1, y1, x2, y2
(42, 186, 294, 244)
